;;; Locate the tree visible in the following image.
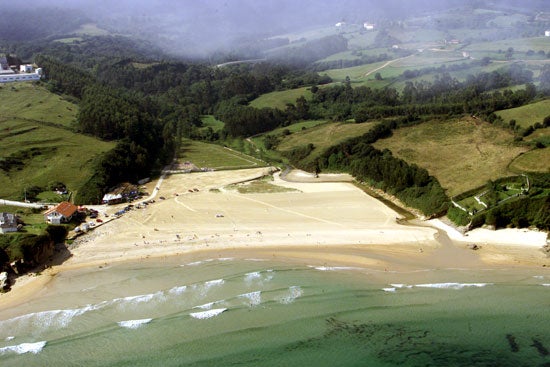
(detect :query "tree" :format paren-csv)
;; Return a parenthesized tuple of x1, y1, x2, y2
(374, 72, 383, 81)
(505, 47, 514, 60)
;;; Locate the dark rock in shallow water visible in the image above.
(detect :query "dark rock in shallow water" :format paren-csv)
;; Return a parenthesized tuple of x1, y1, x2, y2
(506, 334, 519, 352)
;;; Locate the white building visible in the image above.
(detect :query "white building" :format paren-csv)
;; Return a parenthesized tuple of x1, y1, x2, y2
(0, 67, 42, 83)
(545, 30, 550, 37)
(44, 201, 78, 225)
(20, 64, 33, 73)
(0, 213, 18, 233)
(364, 23, 375, 30)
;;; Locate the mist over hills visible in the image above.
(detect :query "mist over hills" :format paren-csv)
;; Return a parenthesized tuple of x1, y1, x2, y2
(1, 0, 549, 58)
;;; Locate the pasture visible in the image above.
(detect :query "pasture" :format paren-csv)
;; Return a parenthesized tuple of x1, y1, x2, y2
(249, 87, 313, 110)
(0, 83, 114, 200)
(495, 100, 550, 128)
(0, 118, 114, 200)
(0, 82, 77, 128)
(177, 139, 266, 170)
(508, 147, 550, 173)
(373, 117, 528, 196)
(200, 115, 224, 132)
(276, 121, 375, 167)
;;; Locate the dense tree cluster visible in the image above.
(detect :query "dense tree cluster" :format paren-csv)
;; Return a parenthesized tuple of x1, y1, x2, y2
(215, 104, 286, 137)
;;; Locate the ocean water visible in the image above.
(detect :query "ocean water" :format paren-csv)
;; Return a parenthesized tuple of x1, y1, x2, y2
(0, 256, 548, 367)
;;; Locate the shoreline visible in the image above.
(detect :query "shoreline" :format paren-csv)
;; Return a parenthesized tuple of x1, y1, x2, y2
(1, 167, 548, 313)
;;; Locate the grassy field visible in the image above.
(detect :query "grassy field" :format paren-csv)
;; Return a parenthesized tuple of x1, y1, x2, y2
(464, 37, 550, 54)
(276, 121, 375, 167)
(249, 87, 313, 110)
(178, 139, 266, 170)
(0, 118, 115, 199)
(0, 83, 115, 200)
(0, 82, 77, 128)
(200, 115, 224, 132)
(495, 99, 550, 128)
(373, 117, 528, 196)
(508, 147, 550, 173)
(322, 60, 392, 82)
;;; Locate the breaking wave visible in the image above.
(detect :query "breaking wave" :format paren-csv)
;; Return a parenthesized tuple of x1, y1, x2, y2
(0, 341, 46, 355)
(414, 283, 492, 289)
(190, 308, 227, 319)
(238, 291, 262, 306)
(117, 319, 152, 329)
(279, 286, 303, 304)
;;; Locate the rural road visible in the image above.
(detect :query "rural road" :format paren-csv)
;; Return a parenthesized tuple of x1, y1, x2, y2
(363, 55, 414, 77)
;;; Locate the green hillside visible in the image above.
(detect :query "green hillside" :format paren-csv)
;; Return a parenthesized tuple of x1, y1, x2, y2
(372, 117, 529, 196)
(0, 83, 115, 200)
(495, 100, 550, 128)
(275, 121, 375, 168)
(0, 82, 77, 128)
(249, 87, 313, 110)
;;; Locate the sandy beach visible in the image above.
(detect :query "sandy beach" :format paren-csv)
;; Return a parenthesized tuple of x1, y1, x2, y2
(1, 167, 548, 311)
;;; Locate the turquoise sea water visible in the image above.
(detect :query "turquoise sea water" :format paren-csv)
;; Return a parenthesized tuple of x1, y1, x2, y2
(0, 256, 548, 367)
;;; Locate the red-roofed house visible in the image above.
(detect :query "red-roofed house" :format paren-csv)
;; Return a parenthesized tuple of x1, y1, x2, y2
(44, 201, 78, 225)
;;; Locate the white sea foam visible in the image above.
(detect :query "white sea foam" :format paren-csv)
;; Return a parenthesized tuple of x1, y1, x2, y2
(111, 291, 165, 309)
(239, 291, 262, 306)
(244, 271, 261, 282)
(190, 308, 227, 319)
(390, 284, 413, 289)
(193, 302, 215, 310)
(0, 341, 46, 355)
(168, 285, 188, 295)
(205, 279, 224, 287)
(382, 287, 396, 292)
(279, 286, 303, 304)
(414, 283, 491, 289)
(186, 259, 215, 266)
(117, 319, 152, 329)
(0, 306, 94, 333)
(310, 266, 360, 271)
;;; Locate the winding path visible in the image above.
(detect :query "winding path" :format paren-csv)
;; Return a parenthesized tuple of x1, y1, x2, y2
(363, 55, 414, 77)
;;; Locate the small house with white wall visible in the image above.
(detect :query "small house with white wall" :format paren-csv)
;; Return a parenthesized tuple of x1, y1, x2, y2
(545, 30, 550, 37)
(44, 201, 78, 225)
(20, 64, 33, 73)
(0, 213, 18, 233)
(364, 23, 375, 30)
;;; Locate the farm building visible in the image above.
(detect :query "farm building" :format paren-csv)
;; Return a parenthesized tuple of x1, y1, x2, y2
(545, 30, 550, 37)
(0, 212, 18, 233)
(44, 201, 78, 225)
